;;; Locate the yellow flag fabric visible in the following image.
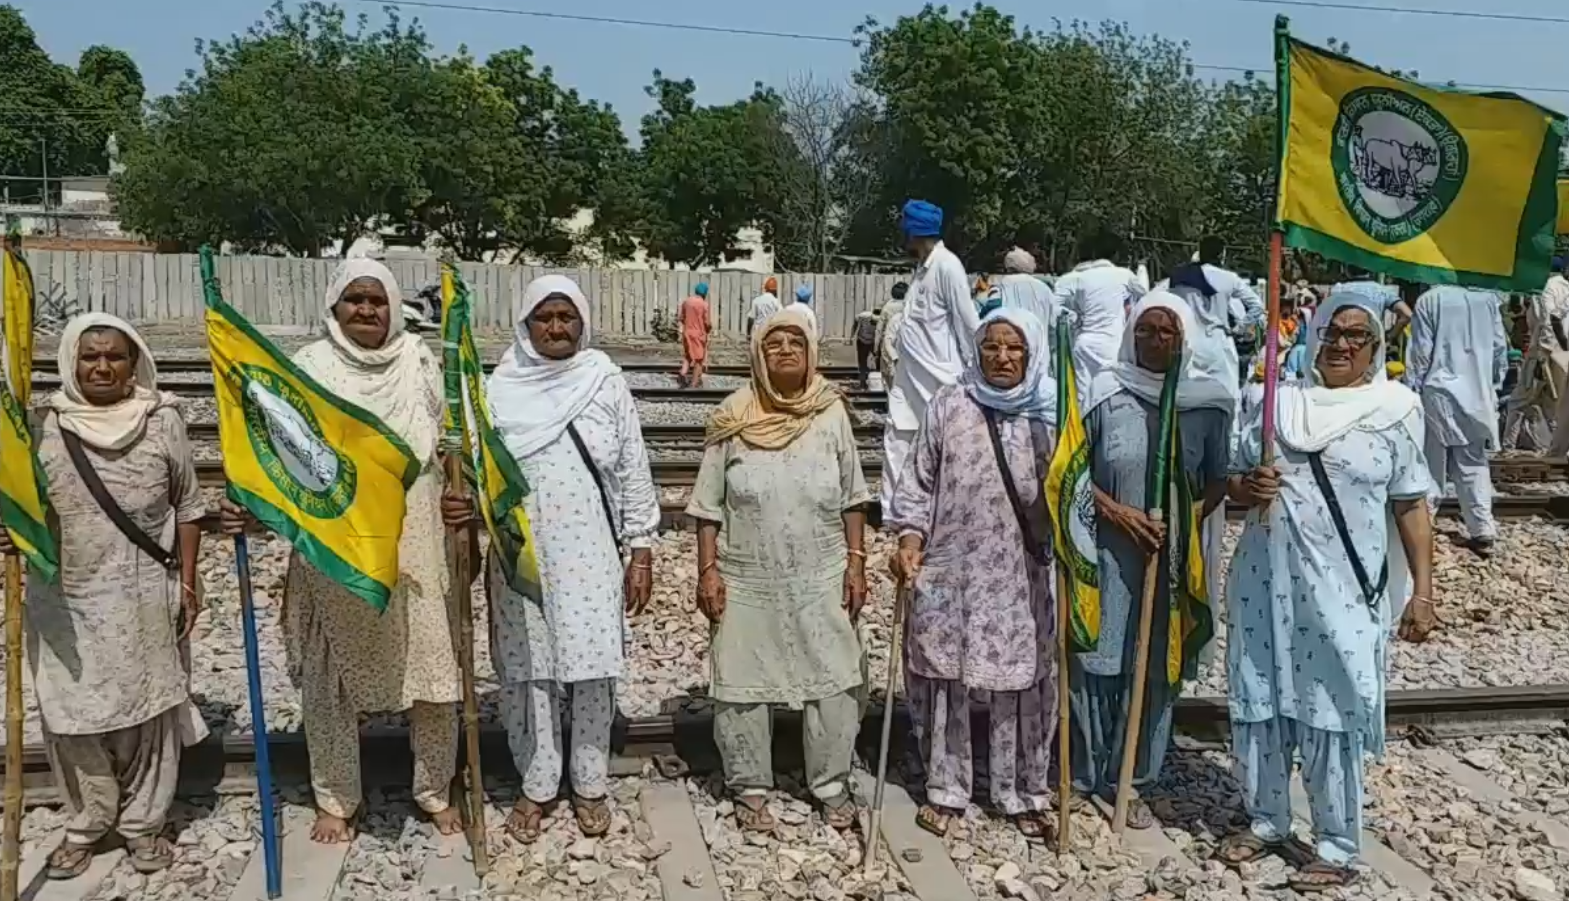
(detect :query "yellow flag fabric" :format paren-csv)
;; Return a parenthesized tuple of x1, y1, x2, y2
(1043, 315, 1098, 652)
(440, 265, 543, 601)
(0, 245, 57, 580)
(1557, 179, 1569, 235)
(201, 248, 417, 611)
(1275, 22, 1563, 291)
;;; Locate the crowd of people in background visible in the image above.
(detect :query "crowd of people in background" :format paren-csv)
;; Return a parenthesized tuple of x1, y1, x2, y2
(1, 194, 1548, 894)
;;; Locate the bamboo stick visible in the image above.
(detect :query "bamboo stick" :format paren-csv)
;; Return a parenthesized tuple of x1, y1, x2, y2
(446, 455, 488, 876)
(864, 582, 908, 876)
(1112, 512, 1164, 835)
(2, 556, 22, 901)
(1055, 566, 1071, 854)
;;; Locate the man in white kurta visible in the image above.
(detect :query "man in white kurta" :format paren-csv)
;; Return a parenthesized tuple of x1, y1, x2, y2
(1053, 231, 1146, 401)
(1406, 284, 1509, 555)
(883, 199, 978, 510)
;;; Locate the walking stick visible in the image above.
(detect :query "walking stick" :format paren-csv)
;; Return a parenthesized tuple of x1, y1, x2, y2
(235, 536, 282, 898)
(863, 581, 909, 876)
(2, 555, 23, 901)
(1054, 566, 1071, 854)
(445, 454, 489, 876)
(1111, 515, 1164, 835)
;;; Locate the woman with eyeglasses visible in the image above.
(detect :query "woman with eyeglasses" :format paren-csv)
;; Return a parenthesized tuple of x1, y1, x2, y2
(1218, 290, 1436, 891)
(1070, 292, 1232, 829)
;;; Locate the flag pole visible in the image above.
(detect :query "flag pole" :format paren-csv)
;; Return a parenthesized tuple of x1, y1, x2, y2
(1263, 15, 1292, 464)
(445, 451, 488, 876)
(2, 554, 22, 901)
(863, 581, 908, 876)
(235, 536, 282, 899)
(1054, 566, 1071, 854)
(1112, 367, 1178, 834)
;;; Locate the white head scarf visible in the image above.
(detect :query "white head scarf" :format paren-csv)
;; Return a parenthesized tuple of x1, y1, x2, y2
(305, 258, 439, 464)
(1275, 290, 1420, 454)
(1002, 247, 1037, 274)
(965, 307, 1055, 423)
(488, 274, 620, 459)
(1084, 291, 1235, 415)
(48, 313, 176, 450)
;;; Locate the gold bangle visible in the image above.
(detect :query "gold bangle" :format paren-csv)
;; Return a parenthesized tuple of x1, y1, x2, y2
(847, 549, 867, 559)
(631, 563, 652, 572)
(700, 560, 717, 575)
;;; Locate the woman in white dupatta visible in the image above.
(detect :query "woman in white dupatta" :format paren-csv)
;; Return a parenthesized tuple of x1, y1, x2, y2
(1220, 290, 1436, 891)
(221, 259, 467, 844)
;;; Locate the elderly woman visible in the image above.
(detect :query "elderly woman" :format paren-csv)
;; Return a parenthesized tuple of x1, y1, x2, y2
(1221, 292, 1436, 891)
(1072, 293, 1231, 828)
(0, 314, 207, 878)
(220, 259, 465, 843)
(688, 305, 869, 832)
(486, 275, 659, 842)
(887, 307, 1057, 841)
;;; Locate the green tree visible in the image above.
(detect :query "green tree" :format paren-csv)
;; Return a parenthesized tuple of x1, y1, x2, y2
(0, 7, 139, 184)
(631, 71, 789, 267)
(116, 1, 428, 255)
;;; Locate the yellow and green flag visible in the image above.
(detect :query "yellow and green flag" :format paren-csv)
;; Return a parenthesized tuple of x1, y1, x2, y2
(1044, 314, 1098, 653)
(1557, 179, 1569, 235)
(201, 247, 418, 610)
(1275, 17, 1564, 291)
(440, 265, 542, 602)
(0, 241, 57, 580)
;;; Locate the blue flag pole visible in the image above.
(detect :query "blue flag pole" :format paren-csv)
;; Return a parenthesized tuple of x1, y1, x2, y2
(235, 535, 282, 898)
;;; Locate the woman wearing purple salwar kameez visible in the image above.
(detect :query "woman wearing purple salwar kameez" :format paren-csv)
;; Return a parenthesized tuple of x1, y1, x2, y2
(888, 307, 1059, 842)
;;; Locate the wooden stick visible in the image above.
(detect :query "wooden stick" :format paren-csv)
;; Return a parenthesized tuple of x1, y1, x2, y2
(864, 581, 908, 876)
(445, 455, 489, 876)
(1261, 231, 1285, 467)
(2, 556, 22, 901)
(1055, 565, 1071, 855)
(1112, 511, 1164, 835)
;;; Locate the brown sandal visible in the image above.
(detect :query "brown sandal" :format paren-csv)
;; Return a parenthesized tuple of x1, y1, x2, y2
(1015, 811, 1057, 846)
(1216, 832, 1276, 868)
(820, 793, 858, 831)
(915, 804, 958, 838)
(127, 835, 175, 874)
(45, 842, 93, 880)
(734, 796, 777, 834)
(1289, 859, 1360, 893)
(506, 798, 546, 844)
(573, 794, 612, 837)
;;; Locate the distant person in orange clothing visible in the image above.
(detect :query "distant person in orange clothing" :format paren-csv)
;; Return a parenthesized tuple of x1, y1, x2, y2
(680, 282, 714, 388)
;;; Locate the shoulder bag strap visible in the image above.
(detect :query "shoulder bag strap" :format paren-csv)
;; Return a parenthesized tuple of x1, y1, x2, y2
(58, 426, 179, 570)
(1305, 450, 1387, 605)
(566, 422, 623, 555)
(982, 408, 1048, 565)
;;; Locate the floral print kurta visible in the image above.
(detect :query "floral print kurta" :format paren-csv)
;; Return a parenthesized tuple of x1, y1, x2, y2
(1226, 409, 1430, 754)
(886, 384, 1055, 691)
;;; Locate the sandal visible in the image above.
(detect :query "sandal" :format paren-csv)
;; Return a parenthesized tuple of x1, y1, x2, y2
(45, 842, 93, 881)
(734, 795, 777, 834)
(127, 835, 175, 874)
(1216, 831, 1277, 868)
(914, 804, 958, 838)
(573, 794, 612, 837)
(1289, 859, 1360, 893)
(1105, 795, 1156, 830)
(1015, 812, 1057, 846)
(506, 798, 546, 844)
(820, 793, 858, 831)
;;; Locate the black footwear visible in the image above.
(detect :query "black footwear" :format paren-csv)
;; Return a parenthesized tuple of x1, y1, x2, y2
(1467, 537, 1496, 559)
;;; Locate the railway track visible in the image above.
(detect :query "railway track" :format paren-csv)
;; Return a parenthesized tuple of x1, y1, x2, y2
(7, 684, 1566, 809)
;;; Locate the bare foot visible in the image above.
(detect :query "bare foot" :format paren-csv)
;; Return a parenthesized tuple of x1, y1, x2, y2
(429, 806, 464, 837)
(310, 811, 355, 844)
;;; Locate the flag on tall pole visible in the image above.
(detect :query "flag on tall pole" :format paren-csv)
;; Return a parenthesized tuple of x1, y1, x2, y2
(1274, 16, 1564, 292)
(0, 234, 43, 901)
(440, 266, 542, 601)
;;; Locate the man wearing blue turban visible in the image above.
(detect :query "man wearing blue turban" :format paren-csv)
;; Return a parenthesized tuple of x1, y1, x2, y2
(790, 283, 819, 336)
(882, 199, 978, 513)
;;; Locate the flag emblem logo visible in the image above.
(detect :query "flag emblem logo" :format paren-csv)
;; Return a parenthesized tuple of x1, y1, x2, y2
(1332, 87, 1468, 243)
(1055, 442, 1097, 589)
(240, 364, 358, 518)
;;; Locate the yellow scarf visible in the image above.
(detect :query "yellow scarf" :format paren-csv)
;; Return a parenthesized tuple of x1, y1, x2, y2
(706, 306, 843, 450)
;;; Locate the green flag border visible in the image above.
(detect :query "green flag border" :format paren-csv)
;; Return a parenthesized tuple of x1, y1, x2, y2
(199, 248, 420, 612)
(1274, 20, 1565, 293)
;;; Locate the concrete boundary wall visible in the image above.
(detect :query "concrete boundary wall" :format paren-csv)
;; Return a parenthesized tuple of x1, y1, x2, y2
(21, 250, 910, 340)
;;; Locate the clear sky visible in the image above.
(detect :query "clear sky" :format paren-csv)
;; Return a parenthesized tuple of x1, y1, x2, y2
(16, 0, 1569, 128)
